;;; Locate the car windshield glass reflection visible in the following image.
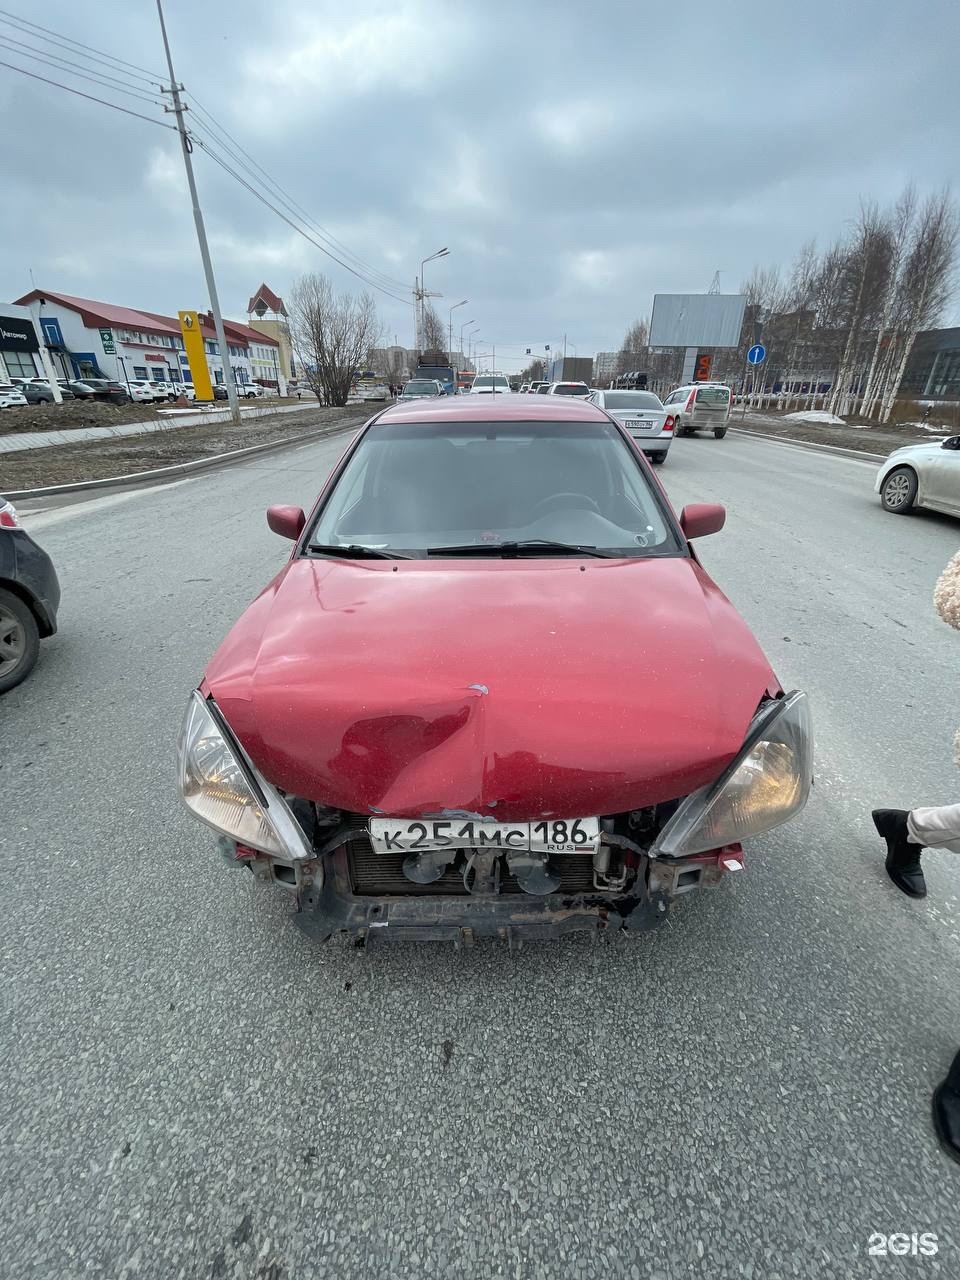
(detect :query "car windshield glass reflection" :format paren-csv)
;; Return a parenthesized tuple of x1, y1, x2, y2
(308, 419, 681, 557)
(403, 381, 439, 395)
(603, 392, 663, 410)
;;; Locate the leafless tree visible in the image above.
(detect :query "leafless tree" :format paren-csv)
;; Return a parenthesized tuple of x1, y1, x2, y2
(420, 301, 447, 353)
(288, 273, 381, 406)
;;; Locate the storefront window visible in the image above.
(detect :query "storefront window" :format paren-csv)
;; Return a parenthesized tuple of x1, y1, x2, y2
(2, 349, 39, 378)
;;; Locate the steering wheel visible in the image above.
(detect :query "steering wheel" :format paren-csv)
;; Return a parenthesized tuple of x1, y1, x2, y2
(530, 492, 601, 517)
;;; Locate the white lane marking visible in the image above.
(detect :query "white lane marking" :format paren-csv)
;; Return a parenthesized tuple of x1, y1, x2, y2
(20, 478, 196, 529)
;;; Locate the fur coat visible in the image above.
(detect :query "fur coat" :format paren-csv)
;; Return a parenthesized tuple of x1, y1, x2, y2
(933, 551, 960, 764)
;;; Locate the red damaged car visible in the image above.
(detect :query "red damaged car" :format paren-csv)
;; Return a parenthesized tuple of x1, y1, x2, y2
(178, 397, 812, 946)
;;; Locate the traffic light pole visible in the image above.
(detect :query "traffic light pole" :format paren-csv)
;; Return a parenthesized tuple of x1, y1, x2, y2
(156, 0, 240, 424)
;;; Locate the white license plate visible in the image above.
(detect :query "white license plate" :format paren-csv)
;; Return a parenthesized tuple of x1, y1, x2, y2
(369, 817, 600, 854)
(625, 418, 657, 432)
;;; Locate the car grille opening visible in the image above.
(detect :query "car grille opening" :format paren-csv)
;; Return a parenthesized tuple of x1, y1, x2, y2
(344, 836, 596, 897)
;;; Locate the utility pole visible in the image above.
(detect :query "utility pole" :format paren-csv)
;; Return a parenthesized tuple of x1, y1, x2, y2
(156, 0, 240, 424)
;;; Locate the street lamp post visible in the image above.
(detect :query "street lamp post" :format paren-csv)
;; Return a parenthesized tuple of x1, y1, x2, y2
(459, 319, 476, 367)
(448, 299, 468, 362)
(416, 247, 449, 351)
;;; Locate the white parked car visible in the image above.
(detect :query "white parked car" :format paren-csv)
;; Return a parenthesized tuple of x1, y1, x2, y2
(146, 380, 178, 401)
(588, 389, 674, 463)
(235, 382, 265, 399)
(0, 383, 27, 408)
(469, 374, 511, 395)
(876, 436, 960, 518)
(663, 383, 731, 437)
(126, 380, 159, 404)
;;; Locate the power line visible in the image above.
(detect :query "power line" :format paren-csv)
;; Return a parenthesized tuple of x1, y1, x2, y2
(0, 39, 168, 106)
(0, 7, 166, 82)
(0, 59, 176, 130)
(185, 94, 412, 295)
(192, 134, 412, 306)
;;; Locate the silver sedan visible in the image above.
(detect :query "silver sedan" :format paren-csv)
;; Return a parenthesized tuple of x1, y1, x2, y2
(876, 435, 960, 517)
(587, 389, 673, 463)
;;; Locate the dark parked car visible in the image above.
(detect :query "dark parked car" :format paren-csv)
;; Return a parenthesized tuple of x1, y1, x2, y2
(59, 379, 96, 399)
(178, 396, 812, 948)
(213, 385, 229, 400)
(0, 497, 60, 693)
(73, 378, 131, 405)
(22, 380, 75, 404)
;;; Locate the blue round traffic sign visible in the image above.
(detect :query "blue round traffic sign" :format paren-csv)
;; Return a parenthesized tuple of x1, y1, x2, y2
(747, 344, 766, 365)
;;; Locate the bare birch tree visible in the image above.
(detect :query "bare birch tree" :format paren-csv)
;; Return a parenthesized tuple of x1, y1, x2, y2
(288, 273, 381, 407)
(420, 301, 447, 353)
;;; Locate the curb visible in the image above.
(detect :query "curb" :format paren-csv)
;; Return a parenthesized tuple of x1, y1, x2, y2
(729, 426, 887, 463)
(3, 419, 360, 501)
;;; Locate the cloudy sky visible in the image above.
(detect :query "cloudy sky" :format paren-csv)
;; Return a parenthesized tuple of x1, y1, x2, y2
(2, 0, 958, 370)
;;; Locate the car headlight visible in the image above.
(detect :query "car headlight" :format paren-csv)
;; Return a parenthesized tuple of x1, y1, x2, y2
(652, 690, 812, 858)
(177, 691, 312, 860)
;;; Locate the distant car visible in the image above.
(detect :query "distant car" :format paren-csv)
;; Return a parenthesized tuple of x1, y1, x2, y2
(147, 381, 178, 402)
(125, 380, 159, 404)
(664, 383, 731, 437)
(547, 382, 591, 397)
(0, 383, 27, 408)
(213, 385, 229, 400)
(75, 378, 131, 405)
(21, 380, 75, 404)
(0, 496, 60, 693)
(237, 383, 265, 399)
(588, 389, 674, 463)
(469, 374, 511, 395)
(59, 379, 96, 399)
(528, 381, 550, 394)
(400, 378, 444, 401)
(519, 383, 531, 394)
(535, 383, 552, 395)
(876, 435, 960, 518)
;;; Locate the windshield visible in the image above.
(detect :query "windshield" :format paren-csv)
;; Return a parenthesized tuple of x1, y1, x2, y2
(603, 392, 663, 410)
(473, 376, 509, 389)
(552, 384, 589, 396)
(403, 381, 440, 394)
(308, 419, 680, 557)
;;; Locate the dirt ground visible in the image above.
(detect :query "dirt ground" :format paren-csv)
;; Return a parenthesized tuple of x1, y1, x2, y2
(734, 409, 957, 456)
(0, 393, 320, 435)
(1, 404, 371, 491)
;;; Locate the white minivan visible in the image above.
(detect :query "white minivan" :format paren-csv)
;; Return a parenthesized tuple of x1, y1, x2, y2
(663, 383, 731, 437)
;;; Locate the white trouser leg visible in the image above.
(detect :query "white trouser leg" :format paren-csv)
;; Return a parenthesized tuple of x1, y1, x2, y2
(907, 804, 960, 854)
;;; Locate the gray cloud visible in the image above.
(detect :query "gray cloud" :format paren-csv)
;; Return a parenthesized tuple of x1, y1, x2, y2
(1, 0, 958, 369)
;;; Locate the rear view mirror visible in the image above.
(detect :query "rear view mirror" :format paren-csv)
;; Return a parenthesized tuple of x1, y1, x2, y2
(680, 503, 726, 540)
(266, 505, 306, 540)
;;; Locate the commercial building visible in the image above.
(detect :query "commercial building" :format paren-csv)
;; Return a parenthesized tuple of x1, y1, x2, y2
(900, 327, 960, 401)
(11, 289, 280, 393)
(593, 351, 622, 384)
(247, 283, 293, 383)
(0, 303, 56, 383)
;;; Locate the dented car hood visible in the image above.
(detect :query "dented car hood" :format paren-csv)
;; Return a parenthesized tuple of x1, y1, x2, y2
(202, 556, 778, 821)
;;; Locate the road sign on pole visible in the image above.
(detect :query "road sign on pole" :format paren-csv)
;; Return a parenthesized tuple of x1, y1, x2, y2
(747, 344, 766, 365)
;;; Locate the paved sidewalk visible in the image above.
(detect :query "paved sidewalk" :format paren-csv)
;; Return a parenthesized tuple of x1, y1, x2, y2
(0, 400, 318, 455)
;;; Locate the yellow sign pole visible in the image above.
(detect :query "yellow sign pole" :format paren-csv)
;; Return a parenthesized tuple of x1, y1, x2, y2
(178, 310, 214, 401)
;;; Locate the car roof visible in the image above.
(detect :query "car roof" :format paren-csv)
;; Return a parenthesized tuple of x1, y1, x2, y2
(378, 395, 608, 424)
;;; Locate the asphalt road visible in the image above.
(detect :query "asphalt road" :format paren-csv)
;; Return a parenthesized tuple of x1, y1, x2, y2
(3, 427, 959, 1279)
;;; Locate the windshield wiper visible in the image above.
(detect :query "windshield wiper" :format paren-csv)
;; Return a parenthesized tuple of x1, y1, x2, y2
(307, 543, 413, 560)
(426, 539, 617, 558)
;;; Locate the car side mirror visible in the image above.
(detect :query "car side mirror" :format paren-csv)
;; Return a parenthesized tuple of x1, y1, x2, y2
(940, 435, 960, 450)
(266, 505, 305, 540)
(680, 503, 726, 539)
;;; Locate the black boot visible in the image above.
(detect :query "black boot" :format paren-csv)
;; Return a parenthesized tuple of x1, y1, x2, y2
(872, 809, 927, 898)
(932, 1050, 960, 1166)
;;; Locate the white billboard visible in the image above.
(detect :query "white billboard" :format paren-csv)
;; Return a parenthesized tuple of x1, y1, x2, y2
(649, 294, 746, 348)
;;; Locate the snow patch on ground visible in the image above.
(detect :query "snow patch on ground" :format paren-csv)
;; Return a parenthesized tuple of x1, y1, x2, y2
(783, 411, 847, 425)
